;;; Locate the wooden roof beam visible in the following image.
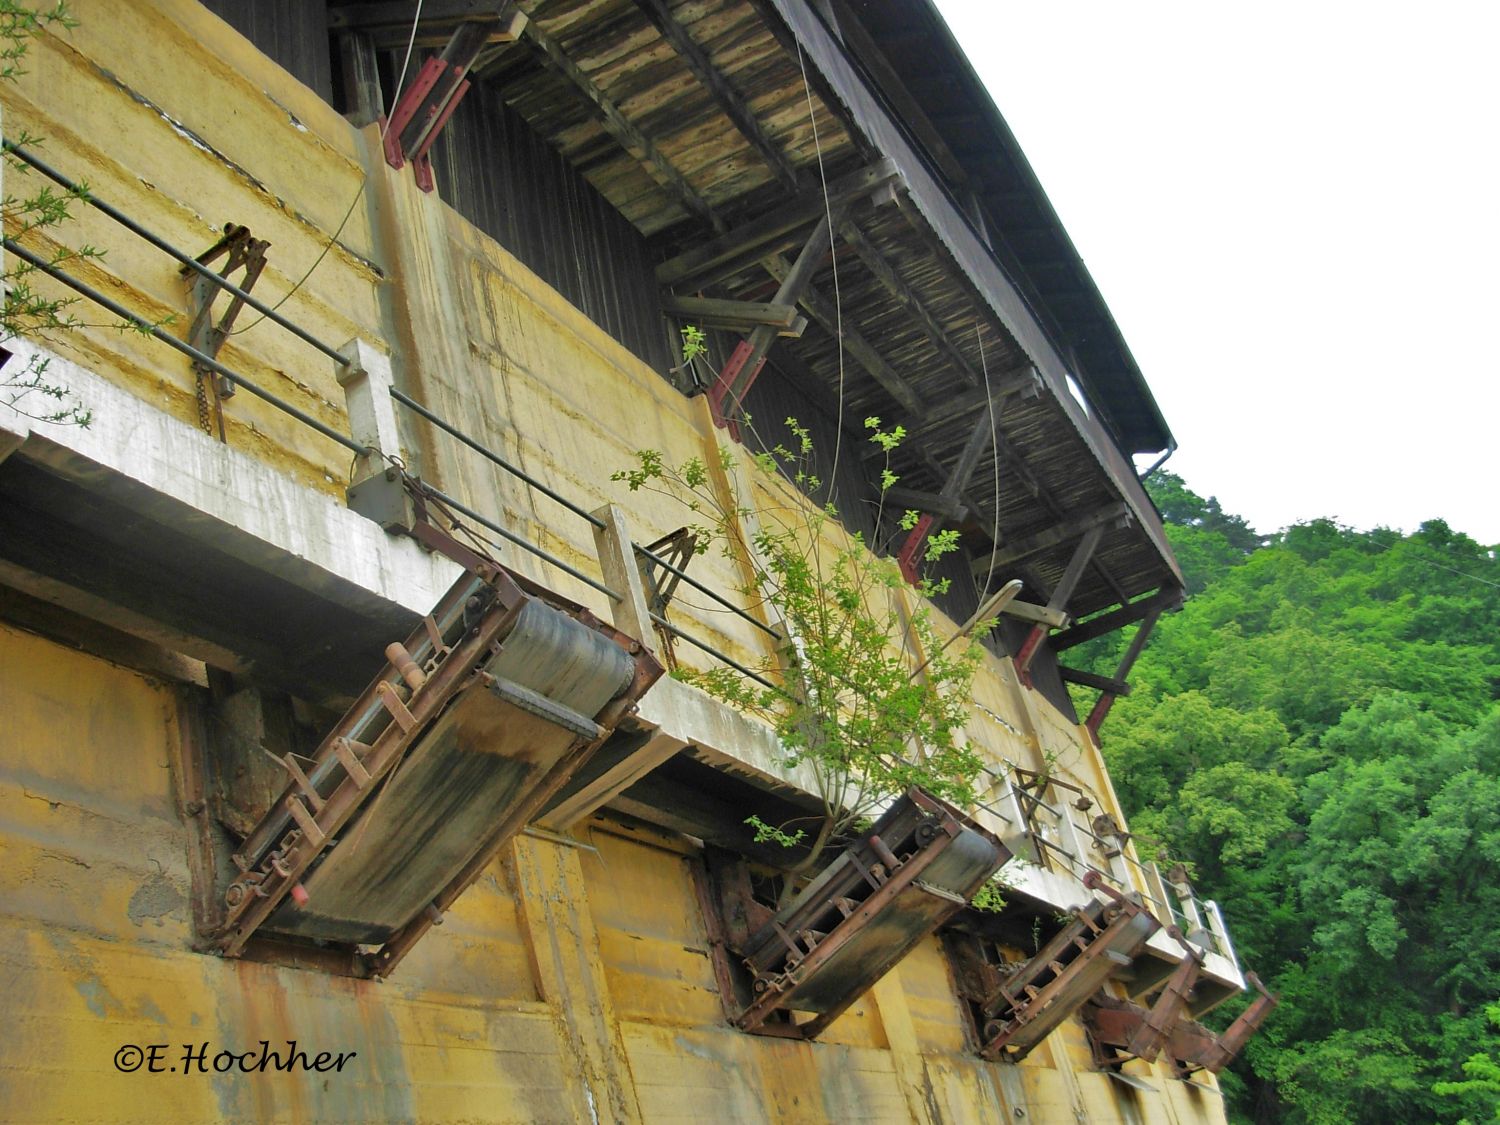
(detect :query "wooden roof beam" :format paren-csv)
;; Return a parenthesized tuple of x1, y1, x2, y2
(1059, 666, 1131, 696)
(331, 0, 525, 48)
(862, 366, 1040, 461)
(999, 599, 1070, 630)
(661, 295, 806, 336)
(838, 218, 980, 388)
(1052, 586, 1184, 652)
(656, 160, 899, 289)
(883, 486, 965, 521)
(631, 0, 803, 195)
(515, 16, 724, 233)
(763, 255, 925, 418)
(971, 501, 1130, 578)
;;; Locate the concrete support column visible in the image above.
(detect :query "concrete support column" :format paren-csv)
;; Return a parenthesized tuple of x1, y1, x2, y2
(591, 502, 657, 657)
(336, 337, 401, 481)
(510, 834, 644, 1125)
(869, 969, 938, 1125)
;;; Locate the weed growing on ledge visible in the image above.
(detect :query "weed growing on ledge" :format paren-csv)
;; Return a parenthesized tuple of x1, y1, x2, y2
(615, 416, 991, 882)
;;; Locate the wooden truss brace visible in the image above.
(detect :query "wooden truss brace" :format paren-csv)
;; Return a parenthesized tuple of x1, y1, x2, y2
(1013, 523, 1105, 678)
(1051, 586, 1184, 653)
(655, 161, 898, 290)
(895, 410, 994, 582)
(1083, 597, 1168, 739)
(706, 204, 847, 435)
(970, 501, 1130, 578)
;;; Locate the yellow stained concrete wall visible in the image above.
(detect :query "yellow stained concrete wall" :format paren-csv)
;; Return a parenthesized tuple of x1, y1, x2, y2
(0, 613, 1219, 1123)
(0, 3, 1228, 1121)
(3, 0, 378, 493)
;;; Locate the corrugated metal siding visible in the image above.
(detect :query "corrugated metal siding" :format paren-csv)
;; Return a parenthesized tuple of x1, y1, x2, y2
(430, 80, 673, 373)
(744, 356, 880, 543)
(200, 0, 332, 102)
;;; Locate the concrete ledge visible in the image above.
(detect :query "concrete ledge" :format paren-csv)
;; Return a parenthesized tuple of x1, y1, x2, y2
(2, 342, 461, 621)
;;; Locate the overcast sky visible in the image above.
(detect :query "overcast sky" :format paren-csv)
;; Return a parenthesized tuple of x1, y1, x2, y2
(935, 2, 1500, 546)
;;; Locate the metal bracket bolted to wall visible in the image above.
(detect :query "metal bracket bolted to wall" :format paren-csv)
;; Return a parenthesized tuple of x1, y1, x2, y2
(180, 224, 269, 441)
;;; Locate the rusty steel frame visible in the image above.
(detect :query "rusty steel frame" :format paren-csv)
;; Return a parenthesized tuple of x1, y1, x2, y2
(1084, 970, 1278, 1079)
(712, 789, 1007, 1040)
(210, 509, 662, 977)
(975, 871, 1159, 1061)
(1125, 933, 1204, 1063)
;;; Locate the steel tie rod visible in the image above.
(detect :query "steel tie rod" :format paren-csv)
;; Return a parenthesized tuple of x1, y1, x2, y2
(2, 237, 366, 455)
(3, 139, 348, 365)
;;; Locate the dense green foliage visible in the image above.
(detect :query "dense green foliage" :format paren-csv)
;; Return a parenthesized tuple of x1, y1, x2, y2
(1079, 473, 1500, 1124)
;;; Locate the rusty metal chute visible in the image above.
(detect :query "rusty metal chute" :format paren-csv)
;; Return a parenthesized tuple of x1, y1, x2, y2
(951, 871, 1160, 1062)
(705, 788, 1009, 1040)
(212, 547, 662, 977)
(1084, 971, 1279, 1078)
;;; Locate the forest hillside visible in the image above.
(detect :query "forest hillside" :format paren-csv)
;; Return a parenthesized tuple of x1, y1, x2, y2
(1074, 473, 1500, 1124)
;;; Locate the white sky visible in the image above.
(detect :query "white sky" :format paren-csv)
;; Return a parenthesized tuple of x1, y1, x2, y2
(935, 2, 1500, 545)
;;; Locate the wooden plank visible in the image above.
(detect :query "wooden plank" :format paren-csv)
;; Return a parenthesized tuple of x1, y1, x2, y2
(764, 256, 925, 417)
(839, 218, 979, 387)
(940, 412, 994, 504)
(1052, 586, 1183, 652)
(655, 160, 898, 288)
(330, 0, 507, 31)
(883, 486, 965, 520)
(899, 367, 1041, 445)
(517, 17, 724, 232)
(998, 599, 1069, 630)
(970, 502, 1129, 578)
(1058, 666, 1131, 696)
(1043, 524, 1103, 612)
(631, 0, 802, 194)
(660, 295, 805, 334)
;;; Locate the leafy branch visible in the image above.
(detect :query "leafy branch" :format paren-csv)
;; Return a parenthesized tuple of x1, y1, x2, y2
(615, 416, 990, 882)
(0, 2, 96, 427)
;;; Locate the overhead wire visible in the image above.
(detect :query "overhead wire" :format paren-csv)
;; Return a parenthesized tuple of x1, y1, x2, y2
(794, 40, 847, 506)
(976, 321, 1004, 601)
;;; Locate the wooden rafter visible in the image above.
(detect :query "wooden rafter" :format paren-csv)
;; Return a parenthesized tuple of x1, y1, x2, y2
(631, 0, 803, 194)
(971, 501, 1129, 578)
(712, 209, 846, 424)
(839, 218, 979, 388)
(656, 161, 899, 289)
(1052, 586, 1183, 652)
(763, 253, 925, 417)
(514, 16, 725, 232)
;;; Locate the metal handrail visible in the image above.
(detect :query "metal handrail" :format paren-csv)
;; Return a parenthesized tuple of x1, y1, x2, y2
(390, 389, 607, 530)
(3, 238, 366, 455)
(3, 139, 349, 366)
(649, 612, 781, 694)
(636, 540, 781, 639)
(417, 482, 620, 602)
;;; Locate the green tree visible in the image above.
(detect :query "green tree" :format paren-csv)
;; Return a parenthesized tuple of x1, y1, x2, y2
(1094, 478, 1500, 1124)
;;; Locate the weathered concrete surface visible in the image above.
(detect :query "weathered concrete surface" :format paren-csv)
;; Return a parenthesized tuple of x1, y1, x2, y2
(0, 2, 1236, 1121)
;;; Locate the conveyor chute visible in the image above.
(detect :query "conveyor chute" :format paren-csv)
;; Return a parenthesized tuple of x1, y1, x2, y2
(212, 554, 661, 977)
(705, 788, 1009, 1039)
